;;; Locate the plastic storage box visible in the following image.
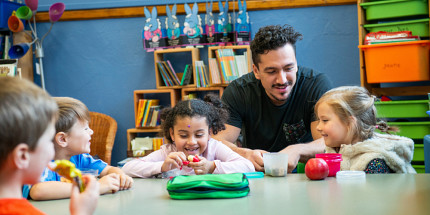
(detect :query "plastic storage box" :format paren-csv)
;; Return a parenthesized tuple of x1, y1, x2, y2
(375, 100, 430, 118)
(363, 18, 430, 37)
(358, 40, 430, 83)
(413, 165, 425, 173)
(385, 121, 430, 139)
(0, 0, 24, 29)
(360, 0, 429, 21)
(413, 144, 424, 162)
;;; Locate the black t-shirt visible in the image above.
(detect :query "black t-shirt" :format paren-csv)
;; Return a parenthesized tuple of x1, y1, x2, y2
(222, 66, 332, 152)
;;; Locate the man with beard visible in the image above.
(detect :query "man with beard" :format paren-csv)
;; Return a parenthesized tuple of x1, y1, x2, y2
(213, 24, 332, 172)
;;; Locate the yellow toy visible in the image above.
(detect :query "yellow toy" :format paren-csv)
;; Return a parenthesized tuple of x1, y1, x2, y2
(48, 160, 85, 192)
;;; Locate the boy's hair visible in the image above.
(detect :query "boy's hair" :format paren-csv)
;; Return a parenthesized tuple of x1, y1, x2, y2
(315, 86, 396, 142)
(251, 24, 303, 69)
(54, 97, 90, 133)
(0, 77, 58, 167)
(161, 94, 229, 144)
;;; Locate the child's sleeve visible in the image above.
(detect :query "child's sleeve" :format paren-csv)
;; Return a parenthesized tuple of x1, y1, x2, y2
(210, 139, 255, 174)
(71, 154, 107, 175)
(121, 145, 170, 178)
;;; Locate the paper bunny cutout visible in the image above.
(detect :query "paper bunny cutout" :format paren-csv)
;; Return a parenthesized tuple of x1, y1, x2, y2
(236, 0, 250, 32)
(205, 1, 215, 38)
(165, 4, 180, 40)
(143, 7, 162, 42)
(217, 0, 232, 36)
(183, 2, 203, 38)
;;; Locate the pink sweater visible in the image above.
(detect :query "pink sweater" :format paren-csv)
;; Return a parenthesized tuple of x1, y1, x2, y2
(122, 138, 255, 178)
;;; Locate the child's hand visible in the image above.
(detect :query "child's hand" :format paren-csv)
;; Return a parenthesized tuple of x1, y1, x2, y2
(161, 152, 186, 172)
(188, 156, 215, 175)
(98, 173, 120, 194)
(70, 175, 99, 215)
(118, 174, 133, 190)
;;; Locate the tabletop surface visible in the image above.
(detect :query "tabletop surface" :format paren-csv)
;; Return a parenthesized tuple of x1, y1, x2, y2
(31, 173, 430, 215)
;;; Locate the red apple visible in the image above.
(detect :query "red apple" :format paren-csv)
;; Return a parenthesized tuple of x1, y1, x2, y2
(305, 158, 329, 180)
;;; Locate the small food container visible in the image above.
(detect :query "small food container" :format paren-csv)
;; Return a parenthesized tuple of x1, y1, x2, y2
(263, 153, 288, 177)
(315, 153, 342, 177)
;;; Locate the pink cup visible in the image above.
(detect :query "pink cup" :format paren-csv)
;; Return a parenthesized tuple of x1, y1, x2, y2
(315, 153, 342, 177)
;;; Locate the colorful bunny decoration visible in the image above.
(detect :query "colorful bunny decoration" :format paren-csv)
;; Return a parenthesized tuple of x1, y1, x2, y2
(165, 4, 180, 40)
(205, 1, 215, 39)
(236, 0, 250, 32)
(143, 7, 162, 43)
(183, 2, 203, 39)
(217, 0, 232, 37)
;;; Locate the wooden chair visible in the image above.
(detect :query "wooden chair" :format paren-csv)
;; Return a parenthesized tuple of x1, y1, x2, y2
(89, 112, 117, 165)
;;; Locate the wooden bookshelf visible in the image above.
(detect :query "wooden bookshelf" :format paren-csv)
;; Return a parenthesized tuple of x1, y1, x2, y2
(207, 45, 252, 87)
(153, 48, 200, 89)
(181, 86, 225, 99)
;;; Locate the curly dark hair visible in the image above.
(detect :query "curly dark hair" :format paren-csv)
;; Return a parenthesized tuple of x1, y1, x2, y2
(161, 94, 229, 144)
(251, 24, 303, 68)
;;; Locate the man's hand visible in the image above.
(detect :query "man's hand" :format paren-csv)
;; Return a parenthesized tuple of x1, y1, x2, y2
(280, 144, 301, 173)
(236, 148, 267, 172)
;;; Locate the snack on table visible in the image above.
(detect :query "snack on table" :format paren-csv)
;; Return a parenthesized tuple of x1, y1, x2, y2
(48, 160, 85, 192)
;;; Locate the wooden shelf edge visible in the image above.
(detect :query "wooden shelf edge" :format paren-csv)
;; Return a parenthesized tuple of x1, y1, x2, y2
(369, 86, 430, 97)
(35, 0, 356, 22)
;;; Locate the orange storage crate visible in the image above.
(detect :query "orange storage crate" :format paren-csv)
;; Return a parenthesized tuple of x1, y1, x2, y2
(358, 40, 430, 83)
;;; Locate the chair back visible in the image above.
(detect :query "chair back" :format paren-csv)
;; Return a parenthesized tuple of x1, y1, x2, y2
(89, 112, 117, 165)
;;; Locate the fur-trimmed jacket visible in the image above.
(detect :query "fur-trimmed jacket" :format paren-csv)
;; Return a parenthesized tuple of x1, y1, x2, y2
(325, 133, 416, 173)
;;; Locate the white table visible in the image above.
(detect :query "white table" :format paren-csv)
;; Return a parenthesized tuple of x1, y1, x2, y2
(31, 174, 430, 215)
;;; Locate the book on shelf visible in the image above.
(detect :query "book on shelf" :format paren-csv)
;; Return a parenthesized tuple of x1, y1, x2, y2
(195, 61, 209, 87)
(181, 64, 193, 85)
(142, 99, 160, 127)
(2, 35, 11, 60)
(212, 48, 248, 84)
(161, 61, 179, 85)
(136, 99, 147, 127)
(157, 62, 171, 86)
(208, 58, 221, 84)
(149, 106, 161, 127)
(136, 99, 160, 127)
(166, 60, 181, 85)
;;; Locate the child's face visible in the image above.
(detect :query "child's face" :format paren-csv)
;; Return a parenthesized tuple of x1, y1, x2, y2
(26, 121, 56, 184)
(316, 102, 350, 148)
(170, 116, 210, 157)
(66, 120, 94, 155)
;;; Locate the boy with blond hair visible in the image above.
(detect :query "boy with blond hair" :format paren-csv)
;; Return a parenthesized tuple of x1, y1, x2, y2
(0, 77, 99, 215)
(28, 97, 133, 200)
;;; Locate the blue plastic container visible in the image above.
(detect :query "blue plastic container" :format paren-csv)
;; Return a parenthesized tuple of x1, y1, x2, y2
(0, 0, 24, 29)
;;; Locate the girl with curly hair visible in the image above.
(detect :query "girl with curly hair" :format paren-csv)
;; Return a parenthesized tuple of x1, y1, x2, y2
(122, 94, 254, 178)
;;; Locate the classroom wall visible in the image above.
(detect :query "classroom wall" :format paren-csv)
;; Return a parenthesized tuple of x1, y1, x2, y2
(35, 4, 359, 166)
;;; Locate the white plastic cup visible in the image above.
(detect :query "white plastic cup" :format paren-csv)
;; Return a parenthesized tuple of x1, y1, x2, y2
(263, 153, 289, 177)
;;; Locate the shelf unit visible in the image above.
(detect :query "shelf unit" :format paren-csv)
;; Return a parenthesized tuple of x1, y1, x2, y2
(207, 45, 252, 87)
(356, 0, 430, 97)
(153, 47, 200, 89)
(133, 89, 181, 129)
(127, 45, 252, 157)
(181, 86, 225, 99)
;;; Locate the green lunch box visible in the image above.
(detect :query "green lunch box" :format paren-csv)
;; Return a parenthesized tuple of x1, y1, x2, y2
(166, 173, 250, 199)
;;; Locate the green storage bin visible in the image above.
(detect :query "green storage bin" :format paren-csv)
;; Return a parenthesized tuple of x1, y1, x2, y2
(360, 0, 429, 21)
(375, 100, 429, 118)
(413, 144, 424, 162)
(363, 18, 430, 37)
(413, 164, 425, 173)
(381, 121, 430, 139)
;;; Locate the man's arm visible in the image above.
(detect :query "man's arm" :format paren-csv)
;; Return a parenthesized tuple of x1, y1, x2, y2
(213, 124, 267, 172)
(279, 120, 325, 172)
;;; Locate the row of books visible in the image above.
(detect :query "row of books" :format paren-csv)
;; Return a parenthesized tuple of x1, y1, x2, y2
(195, 60, 210, 87)
(130, 137, 163, 157)
(157, 60, 194, 87)
(364, 31, 419, 45)
(209, 49, 249, 84)
(136, 99, 161, 128)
